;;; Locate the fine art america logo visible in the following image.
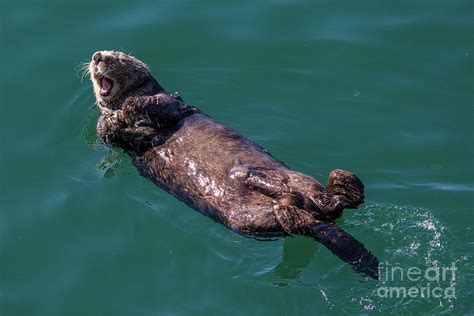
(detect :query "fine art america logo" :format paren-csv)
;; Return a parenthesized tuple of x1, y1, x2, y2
(377, 262, 456, 299)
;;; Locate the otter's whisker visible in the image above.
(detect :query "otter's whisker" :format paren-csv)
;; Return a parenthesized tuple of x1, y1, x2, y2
(74, 64, 84, 79)
(81, 68, 91, 83)
(76, 62, 89, 74)
(75, 61, 92, 82)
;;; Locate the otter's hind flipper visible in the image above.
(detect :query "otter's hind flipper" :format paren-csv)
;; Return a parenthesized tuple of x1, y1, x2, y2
(231, 166, 321, 214)
(316, 169, 365, 220)
(307, 222, 379, 279)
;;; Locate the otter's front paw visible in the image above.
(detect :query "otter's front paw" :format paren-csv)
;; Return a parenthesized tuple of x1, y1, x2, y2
(97, 111, 127, 146)
(122, 97, 138, 126)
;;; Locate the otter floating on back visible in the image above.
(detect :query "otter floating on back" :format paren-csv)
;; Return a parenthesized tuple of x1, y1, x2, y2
(87, 50, 380, 278)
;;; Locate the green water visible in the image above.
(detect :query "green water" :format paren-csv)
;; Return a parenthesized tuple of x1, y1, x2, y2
(1, 1, 473, 315)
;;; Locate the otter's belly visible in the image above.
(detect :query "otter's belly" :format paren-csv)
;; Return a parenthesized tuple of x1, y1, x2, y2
(134, 113, 285, 235)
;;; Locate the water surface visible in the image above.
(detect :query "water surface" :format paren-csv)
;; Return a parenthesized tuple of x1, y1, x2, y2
(1, 1, 473, 314)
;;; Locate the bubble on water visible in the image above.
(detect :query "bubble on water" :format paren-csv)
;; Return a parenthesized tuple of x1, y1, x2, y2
(315, 202, 463, 313)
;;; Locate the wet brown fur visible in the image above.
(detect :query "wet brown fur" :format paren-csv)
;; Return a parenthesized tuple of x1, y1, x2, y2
(88, 51, 379, 278)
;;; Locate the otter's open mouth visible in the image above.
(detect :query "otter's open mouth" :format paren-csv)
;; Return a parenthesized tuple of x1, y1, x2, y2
(99, 77, 114, 96)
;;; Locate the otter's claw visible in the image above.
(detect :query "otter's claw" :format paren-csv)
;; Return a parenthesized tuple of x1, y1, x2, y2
(171, 91, 184, 102)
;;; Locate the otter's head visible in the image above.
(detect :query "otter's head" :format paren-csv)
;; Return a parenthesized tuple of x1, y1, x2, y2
(89, 51, 161, 110)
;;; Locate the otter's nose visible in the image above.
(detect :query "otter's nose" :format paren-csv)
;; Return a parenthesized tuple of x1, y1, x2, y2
(92, 52, 102, 64)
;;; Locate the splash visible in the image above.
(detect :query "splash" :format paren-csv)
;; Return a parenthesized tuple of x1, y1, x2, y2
(316, 202, 467, 314)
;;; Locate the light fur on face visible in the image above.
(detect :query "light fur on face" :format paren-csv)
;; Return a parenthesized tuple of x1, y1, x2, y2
(89, 50, 154, 110)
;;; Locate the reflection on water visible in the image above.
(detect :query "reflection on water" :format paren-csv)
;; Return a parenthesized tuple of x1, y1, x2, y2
(274, 237, 316, 282)
(204, 201, 467, 313)
(96, 150, 122, 179)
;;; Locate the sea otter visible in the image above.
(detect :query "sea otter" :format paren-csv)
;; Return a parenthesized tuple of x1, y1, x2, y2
(87, 50, 379, 278)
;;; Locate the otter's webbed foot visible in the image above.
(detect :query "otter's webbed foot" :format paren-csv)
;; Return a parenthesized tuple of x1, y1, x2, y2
(315, 169, 365, 220)
(237, 167, 289, 197)
(230, 166, 321, 218)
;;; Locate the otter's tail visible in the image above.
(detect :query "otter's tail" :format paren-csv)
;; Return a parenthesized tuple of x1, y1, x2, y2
(307, 222, 379, 279)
